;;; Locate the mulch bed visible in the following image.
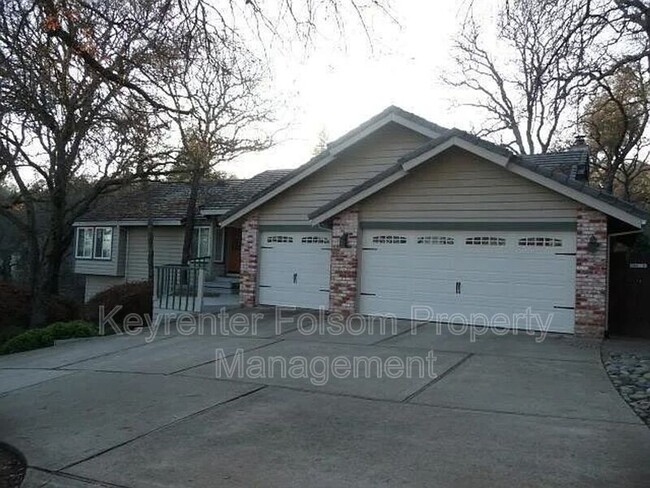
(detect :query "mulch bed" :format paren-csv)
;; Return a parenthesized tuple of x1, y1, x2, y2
(0, 443, 26, 488)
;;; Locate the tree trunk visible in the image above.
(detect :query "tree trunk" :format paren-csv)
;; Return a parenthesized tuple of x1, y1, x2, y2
(181, 169, 202, 265)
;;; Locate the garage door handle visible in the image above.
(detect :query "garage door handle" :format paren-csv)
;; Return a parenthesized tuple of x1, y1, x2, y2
(455, 281, 461, 294)
(293, 273, 298, 284)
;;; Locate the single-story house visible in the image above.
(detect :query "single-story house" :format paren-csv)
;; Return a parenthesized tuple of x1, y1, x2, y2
(74, 106, 647, 337)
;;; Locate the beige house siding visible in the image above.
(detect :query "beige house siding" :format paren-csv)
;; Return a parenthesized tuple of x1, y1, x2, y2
(74, 226, 123, 276)
(359, 148, 579, 222)
(84, 275, 126, 302)
(125, 227, 185, 281)
(258, 123, 431, 224)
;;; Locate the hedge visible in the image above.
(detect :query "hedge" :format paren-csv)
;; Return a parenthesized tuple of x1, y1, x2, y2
(1, 320, 97, 355)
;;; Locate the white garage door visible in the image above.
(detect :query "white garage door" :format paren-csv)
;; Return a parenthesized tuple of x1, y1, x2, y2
(359, 229, 576, 333)
(258, 231, 331, 309)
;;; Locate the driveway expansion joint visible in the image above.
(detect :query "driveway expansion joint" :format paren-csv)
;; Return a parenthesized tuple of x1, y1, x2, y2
(57, 385, 267, 472)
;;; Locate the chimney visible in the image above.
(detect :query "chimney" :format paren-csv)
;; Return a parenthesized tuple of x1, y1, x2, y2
(572, 134, 590, 182)
(573, 134, 586, 147)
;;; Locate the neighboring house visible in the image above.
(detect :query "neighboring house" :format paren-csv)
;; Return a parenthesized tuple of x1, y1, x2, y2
(218, 106, 647, 338)
(73, 172, 289, 302)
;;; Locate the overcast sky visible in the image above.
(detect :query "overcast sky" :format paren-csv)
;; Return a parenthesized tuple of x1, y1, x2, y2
(221, 0, 501, 178)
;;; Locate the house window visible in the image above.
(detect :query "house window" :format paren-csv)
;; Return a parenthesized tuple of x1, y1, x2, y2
(267, 236, 293, 243)
(465, 236, 506, 246)
(518, 237, 562, 247)
(301, 236, 330, 244)
(75, 227, 94, 259)
(372, 235, 407, 244)
(94, 227, 113, 260)
(417, 236, 455, 245)
(192, 226, 211, 258)
(213, 227, 225, 262)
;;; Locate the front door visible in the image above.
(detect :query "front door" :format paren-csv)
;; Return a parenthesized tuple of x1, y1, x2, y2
(225, 227, 242, 274)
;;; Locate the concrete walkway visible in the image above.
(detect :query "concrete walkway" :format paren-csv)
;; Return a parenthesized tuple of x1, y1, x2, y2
(0, 308, 648, 487)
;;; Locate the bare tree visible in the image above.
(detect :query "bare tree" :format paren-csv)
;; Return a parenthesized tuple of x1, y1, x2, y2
(0, 0, 171, 325)
(583, 64, 650, 199)
(445, 0, 602, 154)
(163, 37, 273, 265)
(36, 0, 394, 111)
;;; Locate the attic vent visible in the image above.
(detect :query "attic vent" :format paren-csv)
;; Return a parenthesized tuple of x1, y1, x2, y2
(465, 236, 506, 246)
(267, 235, 293, 244)
(302, 236, 330, 244)
(417, 236, 455, 245)
(372, 235, 407, 245)
(518, 237, 562, 247)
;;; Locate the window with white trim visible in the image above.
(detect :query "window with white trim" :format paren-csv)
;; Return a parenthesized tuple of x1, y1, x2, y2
(417, 236, 455, 245)
(75, 227, 94, 259)
(518, 237, 562, 247)
(94, 227, 113, 260)
(192, 226, 211, 258)
(465, 236, 506, 246)
(372, 235, 407, 244)
(267, 235, 293, 243)
(301, 236, 330, 244)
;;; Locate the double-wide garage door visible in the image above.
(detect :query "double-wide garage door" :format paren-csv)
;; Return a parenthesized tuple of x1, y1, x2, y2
(258, 231, 331, 309)
(359, 229, 576, 333)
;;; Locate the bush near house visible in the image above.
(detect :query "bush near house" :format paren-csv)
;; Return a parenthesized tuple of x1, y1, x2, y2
(84, 281, 152, 331)
(0, 282, 81, 347)
(1, 320, 97, 355)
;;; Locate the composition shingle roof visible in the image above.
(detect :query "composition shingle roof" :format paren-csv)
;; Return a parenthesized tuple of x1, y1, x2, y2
(307, 129, 648, 223)
(78, 170, 291, 222)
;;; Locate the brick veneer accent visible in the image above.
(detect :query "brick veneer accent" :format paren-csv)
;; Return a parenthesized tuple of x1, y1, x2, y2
(329, 208, 359, 315)
(239, 214, 259, 307)
(574, 206, 608, 338)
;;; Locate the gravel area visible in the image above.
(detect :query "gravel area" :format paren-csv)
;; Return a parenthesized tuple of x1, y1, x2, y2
(603, 350, 650, 426)
(0, 443, 26, 488)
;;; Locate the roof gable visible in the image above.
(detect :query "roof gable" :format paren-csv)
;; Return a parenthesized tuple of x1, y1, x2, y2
(308, 130, 647, 229)
(219, 106, 448, 226)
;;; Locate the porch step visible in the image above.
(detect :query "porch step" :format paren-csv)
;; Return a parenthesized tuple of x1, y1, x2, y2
(204, 276, 240, 292)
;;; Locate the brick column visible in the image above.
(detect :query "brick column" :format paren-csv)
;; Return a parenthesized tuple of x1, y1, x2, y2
(575, 206, 608, 338)
(329, 208, 359, 315)
(240, 214, 259, 307)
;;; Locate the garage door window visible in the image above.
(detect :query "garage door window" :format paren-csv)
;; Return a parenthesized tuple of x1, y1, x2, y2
(518, 237, 562, 247)
(372, 235, 407, 244)
(267, 236, 293, 244)
(301, 236, 330, 244)
(417, 236, 454, 245)
(465, 236, 506, 246)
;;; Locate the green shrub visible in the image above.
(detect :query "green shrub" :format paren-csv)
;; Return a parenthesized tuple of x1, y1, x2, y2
(84, 281, 152, 331)
(1, 320, 97, 355)
(0, 325, 27, 347)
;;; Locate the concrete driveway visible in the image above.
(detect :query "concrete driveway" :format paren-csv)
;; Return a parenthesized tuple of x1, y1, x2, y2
(0, 308, 648, 487)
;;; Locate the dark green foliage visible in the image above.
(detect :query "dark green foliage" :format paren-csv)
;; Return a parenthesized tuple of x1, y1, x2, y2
(1, 320, 96, 354)
(84, 281, 152, 329)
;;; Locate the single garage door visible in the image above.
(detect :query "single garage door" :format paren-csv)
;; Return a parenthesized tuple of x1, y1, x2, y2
(258, 231, 331, 309)
(359, 229, 576, 333)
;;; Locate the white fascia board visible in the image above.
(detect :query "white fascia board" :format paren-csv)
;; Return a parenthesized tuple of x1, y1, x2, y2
(73, 219, 182, 227)
(327, 118, 392, 156)
(401, 137, 510, 172)
(311, 169, 408, 225)
(509, 164, 646, 228)
(391, 114, 443, 139)
(220, 154, 336, 227)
